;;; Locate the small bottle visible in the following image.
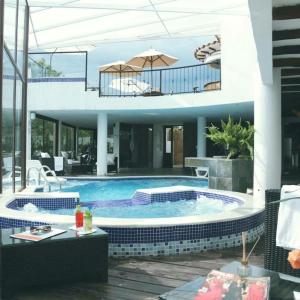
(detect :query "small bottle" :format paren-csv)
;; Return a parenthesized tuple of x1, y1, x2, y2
(84, 209, 93, 232)
(75, 205, 83, 228)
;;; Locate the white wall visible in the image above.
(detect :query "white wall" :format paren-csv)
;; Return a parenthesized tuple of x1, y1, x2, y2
(220, 15, 257, 101)
(28, 81, 252, 113)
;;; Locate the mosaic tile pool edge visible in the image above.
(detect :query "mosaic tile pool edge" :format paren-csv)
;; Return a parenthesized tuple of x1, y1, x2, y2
(7, 197, 79, 210)
(0, 216, 48, 229)
(101, 211, 264, 244)
(108, 223, 264, 257)
(132, 190, 243, 206)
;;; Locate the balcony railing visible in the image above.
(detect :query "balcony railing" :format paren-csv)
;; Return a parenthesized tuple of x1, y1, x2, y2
(99, 63, 221, 97)
(28, 51, 88, 91)
(27, 51, 221, 97)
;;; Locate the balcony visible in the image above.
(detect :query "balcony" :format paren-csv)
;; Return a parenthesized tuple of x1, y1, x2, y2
(28, 52, 221, 98)
(99, 63, 221, 97)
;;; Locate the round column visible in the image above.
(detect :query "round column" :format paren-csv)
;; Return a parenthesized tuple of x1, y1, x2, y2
(197, 116, 207, 157)
(253, 69, 281, 207)
(97, 112, 107, 176)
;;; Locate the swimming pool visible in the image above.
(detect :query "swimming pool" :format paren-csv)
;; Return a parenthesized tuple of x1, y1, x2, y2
(2, 177, 264, 257)
(55, 177, 208, 201)
(40, 193, 240, 218)
(47, 177, 238, 218)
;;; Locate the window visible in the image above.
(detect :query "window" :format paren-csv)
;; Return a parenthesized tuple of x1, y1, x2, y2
(78, 129, 95, 155)
(61, 124, 75, 157)
(31, 115, 57, 158)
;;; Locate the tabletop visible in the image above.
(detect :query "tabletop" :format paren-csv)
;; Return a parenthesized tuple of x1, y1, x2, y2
(0, 224, 108, 246)
(159, 261, 300, 300)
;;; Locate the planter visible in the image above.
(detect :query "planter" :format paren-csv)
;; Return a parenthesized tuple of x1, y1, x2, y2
(185, 157, 253, 193)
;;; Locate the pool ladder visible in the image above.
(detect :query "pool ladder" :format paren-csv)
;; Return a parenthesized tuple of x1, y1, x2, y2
(26, 167, 62, 191)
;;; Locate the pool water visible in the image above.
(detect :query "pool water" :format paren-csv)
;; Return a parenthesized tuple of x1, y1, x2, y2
(35, 178, 241, 218)
(59, 178, 208, 202)
(48, 196, 239, 218)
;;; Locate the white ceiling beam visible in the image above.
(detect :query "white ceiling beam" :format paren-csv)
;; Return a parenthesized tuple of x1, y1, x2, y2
(29, 12, 199, 48)
(28, 4, 247, 16)
(148, 0, 172, 37)
(31, 0, 177, 33)
(273, 38, 300, 46)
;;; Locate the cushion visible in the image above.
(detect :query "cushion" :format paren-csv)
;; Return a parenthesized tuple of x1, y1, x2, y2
(41, 152, 51, 158)
(61, 151, 68, 159)
(107, 154, 115, 165)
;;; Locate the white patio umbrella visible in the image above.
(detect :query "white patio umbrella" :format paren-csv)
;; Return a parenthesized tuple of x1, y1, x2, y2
(127, 49, 178, 92)
(109, 78, 150, 94)
(99, 60, 142, 74)
(99, 61, 142, 95)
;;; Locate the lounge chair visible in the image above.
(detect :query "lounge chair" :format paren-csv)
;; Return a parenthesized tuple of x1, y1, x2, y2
(27, 160, 66, 189)
(2, 157, 22, 185)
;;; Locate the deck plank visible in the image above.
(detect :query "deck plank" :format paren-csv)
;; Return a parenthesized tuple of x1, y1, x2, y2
(109, 269, 187, 287)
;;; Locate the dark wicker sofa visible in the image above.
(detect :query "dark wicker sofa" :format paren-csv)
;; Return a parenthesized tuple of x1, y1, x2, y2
(265, 189, 300, 277)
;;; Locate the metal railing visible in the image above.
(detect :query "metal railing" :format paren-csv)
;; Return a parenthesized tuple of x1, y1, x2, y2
(99, 63, 221, 97)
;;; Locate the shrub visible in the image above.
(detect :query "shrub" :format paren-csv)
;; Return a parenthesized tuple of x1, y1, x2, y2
(206, 116, 254, 159)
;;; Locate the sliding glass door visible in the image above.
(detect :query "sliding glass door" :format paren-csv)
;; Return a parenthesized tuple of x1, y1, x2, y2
(1, 0, 29, 193)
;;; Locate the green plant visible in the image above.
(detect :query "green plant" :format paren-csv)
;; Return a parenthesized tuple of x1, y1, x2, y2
(29, 58, 62, 77)
(206, 116, 254, 159)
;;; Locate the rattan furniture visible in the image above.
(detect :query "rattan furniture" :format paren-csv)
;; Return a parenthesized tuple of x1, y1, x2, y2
(265, 189, 300, 277)
(0, 225, 108, 299)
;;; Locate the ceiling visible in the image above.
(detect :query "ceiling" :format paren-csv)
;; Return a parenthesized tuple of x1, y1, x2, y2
(272, 0, 300, 116)
(36, 101, 254, 128)
(26, 0, 249, 51)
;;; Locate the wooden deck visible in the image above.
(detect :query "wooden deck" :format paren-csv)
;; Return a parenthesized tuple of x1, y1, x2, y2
(13, 242, 264, 300)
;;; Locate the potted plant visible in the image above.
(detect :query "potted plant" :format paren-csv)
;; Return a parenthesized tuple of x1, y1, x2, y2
(206, 116, 254, 159)
(185, 116, 254, 192)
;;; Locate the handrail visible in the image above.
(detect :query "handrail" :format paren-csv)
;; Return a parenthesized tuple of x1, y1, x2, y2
(26, 167, 48, 186)
(26, 166, 62, 191)
(100, 62, 217, 73)
(40, 165, 63, 190)
(99, 62, 221, 97)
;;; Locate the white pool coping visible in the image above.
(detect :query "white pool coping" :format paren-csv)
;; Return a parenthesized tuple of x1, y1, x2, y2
(0, 184, 263, 228)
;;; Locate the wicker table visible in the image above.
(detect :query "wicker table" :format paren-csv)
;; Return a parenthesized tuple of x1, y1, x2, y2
(159, 261, 300, 300)
(0, 225, 108, 299)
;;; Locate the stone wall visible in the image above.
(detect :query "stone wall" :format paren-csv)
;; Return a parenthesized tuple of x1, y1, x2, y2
(185, 157, 253, 193)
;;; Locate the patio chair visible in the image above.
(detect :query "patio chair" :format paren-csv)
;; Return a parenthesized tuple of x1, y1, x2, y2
(27, 160, 66, 189)
(2, 157, 22, 185)
(2, 167, 22, 185)
(264, 189, 300, 277)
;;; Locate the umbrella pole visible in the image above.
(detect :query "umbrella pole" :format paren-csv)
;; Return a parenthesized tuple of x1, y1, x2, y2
(150, 60, 153, 95)
(119, 70, 121, 97)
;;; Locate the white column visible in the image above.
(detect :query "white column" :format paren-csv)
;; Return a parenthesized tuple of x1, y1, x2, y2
(197, 117, 207, 157)
(253, 69, 281, 207)
(26, 111, 32, 159)
(97, 113, 107, 176)
(113, 121, 120, 169)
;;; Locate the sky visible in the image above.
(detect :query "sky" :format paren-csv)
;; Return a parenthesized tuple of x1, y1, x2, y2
(29, 36, 214, 87)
